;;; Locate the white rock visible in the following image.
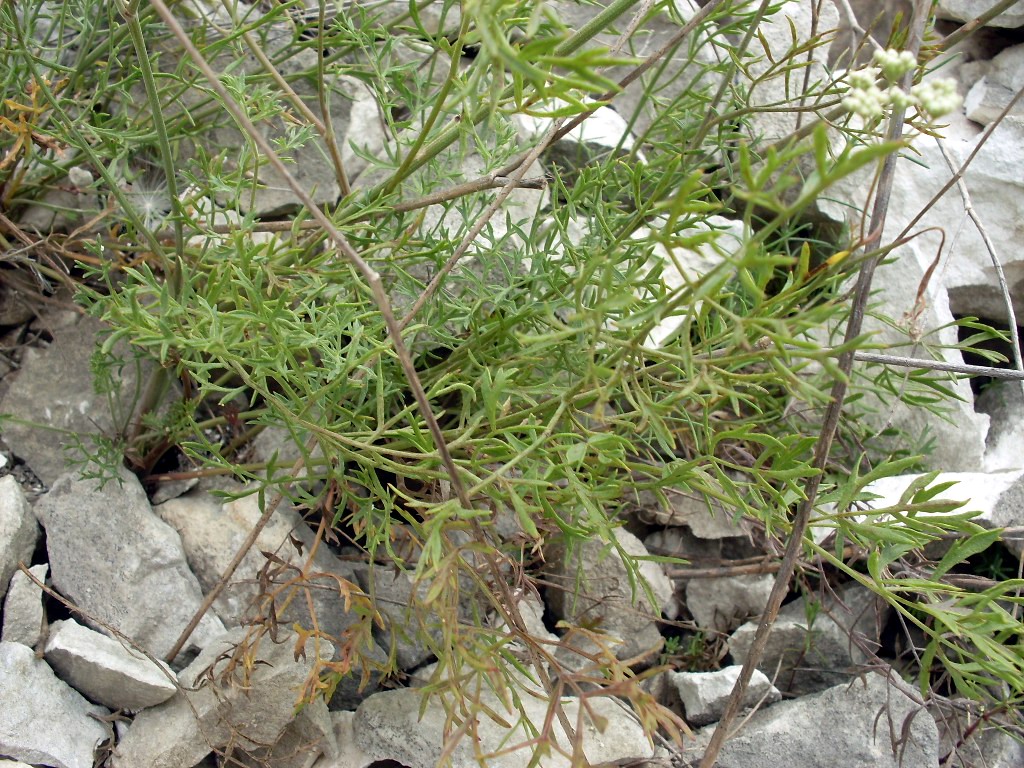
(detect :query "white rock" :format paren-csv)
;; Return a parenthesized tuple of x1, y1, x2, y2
(855, 469, 1024, 556)
(33, 467, 225, 661)
(672, 665, 780, 725)
(350, 564, 441, 671)
(0, 476, 38, 604)
(110, 628, 334, 768)
(822, 113, 1024, 471)
(728, 584, 884, 695)
(685, 574, 774, 633)
(67, 166, 93, 188)
(937, 0, 1024, 28)
(690, 673, 938, 768)
(975, 380, 1024, 471)
(830, 0, 914, 69)
(241, 695, 338, 768)
(155, 485, 373, 658)
(44, 619, 177, 711)
(543, 0, 722, 141)
(0, 641, 109, 768)
(965, 44, 1024, 126)
(546, 526, 675, 661)
(739, 0, 839, 142)
(627, 481, 751, 539)
(0, 317, 159, 485)
(633, 216, 747, 348)
(516, 105, 639, 153)
(312, 711, 371, 768)
(1, 563, 48, 647)
(347, 687, 652, 768)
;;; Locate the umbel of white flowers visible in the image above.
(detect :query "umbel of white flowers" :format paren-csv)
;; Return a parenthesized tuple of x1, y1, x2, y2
(842, 48, 962, 120)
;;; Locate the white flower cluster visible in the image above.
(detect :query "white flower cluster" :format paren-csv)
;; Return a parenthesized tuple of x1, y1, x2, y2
(911, 78, 963, 118)
(842, 48, 962, 120)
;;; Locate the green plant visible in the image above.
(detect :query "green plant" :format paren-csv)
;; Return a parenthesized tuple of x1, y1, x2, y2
(3, 0, 1023, 764)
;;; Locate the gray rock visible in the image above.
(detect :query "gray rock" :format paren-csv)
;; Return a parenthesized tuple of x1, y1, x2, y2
(546, 526, 674, 661)
(349, 133, 546, 349)
(671, 665, 780, 726)
(0, 317, 155, 486)
(0, 476, 38, 603)
(633, 216, 748, 348)
(2, 563, 48, 647)
(155, 486, 379, 661)
(350, 563, 440, 671)
(830, 0, 913, 69)
(644, 527, 722, 562)
(109, 628, 334, 768)
(17, 185, 103, 235)
(545, 0, 722, 141)
(312, 711, 371, 768)
(327, 637, 388, 712)
(350, 687, 653, 768)
(44, 619, 177, 711)
(965, 43, 1024, 126)
(122, 31, 385, 218)
(937, 0, 1024, 27)
(625, 486, 751, 540)
(237, 695, 338, 768)
(33, 467, 225, 661)
(740, 0, 839, 142)
(685, 574, 774, 634)
(976, 379, 1024, 471)
(941, 117, 1024, 326)
(0, 641, 110, 768)
(937, 711, 1024, 768)
(0, 283, 36, 327)
(821, 112, 1007, 471)
(856, 469, 1024, 557)
(689, 673, 939, 768)
(728, 584, 884, 696)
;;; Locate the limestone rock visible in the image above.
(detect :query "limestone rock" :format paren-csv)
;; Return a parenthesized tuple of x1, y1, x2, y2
(822, 113, 1022, 471)
(738, 0, 839, 142)
(349, 687, 653, 768)
(110, 628, 334, 768)
(965, 43, 1024, 126)
(311, 711, 371, 768)
(728, 584, 885, 696)
(237, 695, 338, 768)
(854, 469, 1024, 557)
(155, 486, 377, 661)
(830, 0, 913, 69)
(625, 485, 751, 539)
(44, 619, 177, 711)
(1, 563, 47, 647)
(546, 527, 674, 661)
(33, 467, 225, 661)
(937, 0, 1024, 28)
(685, 574, 773, 634)
(0, 641, 109, 768)
(976, 380, 1024, 471)
(0, 475, 38, 603)
(689, 673, 939, 768)
(350, 563, 441, 671)
(671, 665, 780, 726)
(937, 706, 1024, 768)
(544, 0, 722, 142)
(0, 317, 155, 486)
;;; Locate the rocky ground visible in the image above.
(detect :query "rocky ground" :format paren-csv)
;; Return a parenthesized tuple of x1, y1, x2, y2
(3, 0, 1024, 767)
